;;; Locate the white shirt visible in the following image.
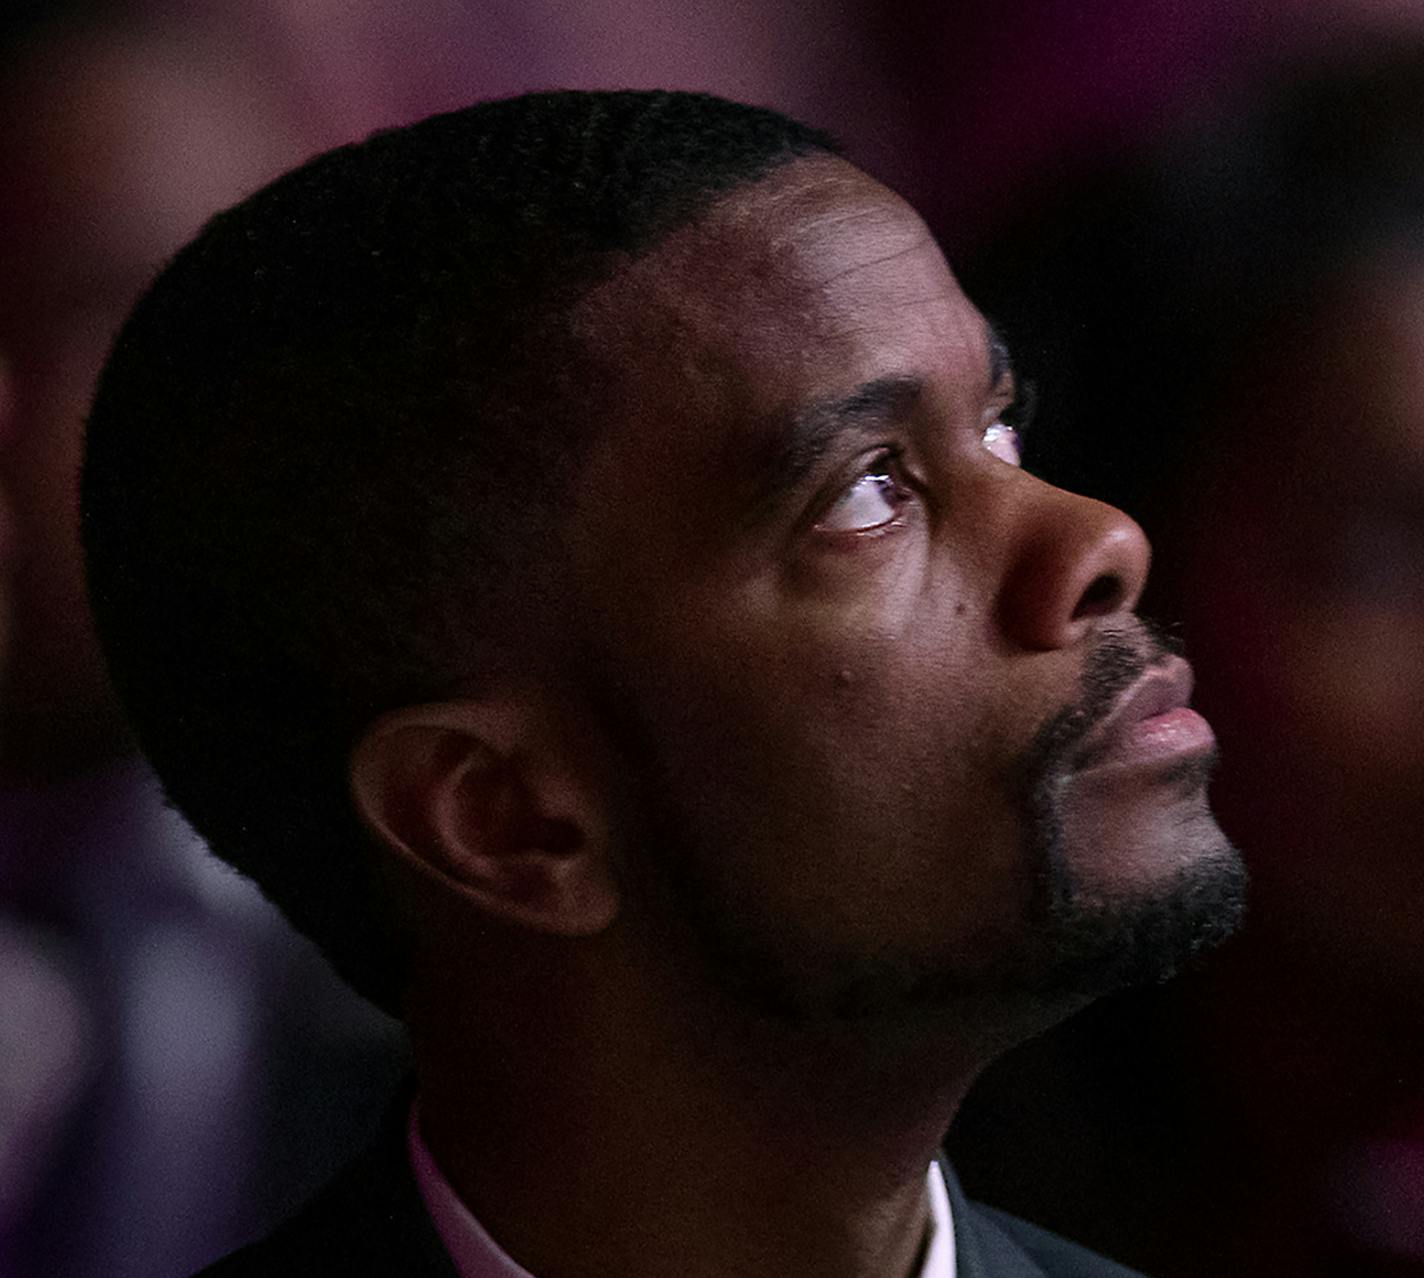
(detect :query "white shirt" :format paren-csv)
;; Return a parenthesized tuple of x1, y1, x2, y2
(409, 1107, 956, 1278)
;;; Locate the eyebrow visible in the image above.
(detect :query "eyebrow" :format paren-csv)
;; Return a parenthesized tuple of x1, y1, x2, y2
(739, 374, 923, 529)
(736, 320, 1015, 530)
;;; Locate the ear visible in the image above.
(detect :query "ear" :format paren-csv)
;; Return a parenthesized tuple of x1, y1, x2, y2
(349, 699, 619, 937)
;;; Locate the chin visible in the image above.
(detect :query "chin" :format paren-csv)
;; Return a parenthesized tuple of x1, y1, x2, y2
(1056, 750, 1228, 878)
(1027, 836, 1246, 1006)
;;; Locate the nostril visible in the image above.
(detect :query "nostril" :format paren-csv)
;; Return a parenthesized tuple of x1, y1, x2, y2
(1073, 572, 1124, 620)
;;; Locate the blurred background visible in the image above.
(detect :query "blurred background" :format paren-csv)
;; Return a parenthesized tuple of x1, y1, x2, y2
(2, 0, 1422, 1274)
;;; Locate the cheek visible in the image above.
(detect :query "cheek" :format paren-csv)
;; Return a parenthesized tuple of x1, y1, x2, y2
(621, 589, 1036, 958)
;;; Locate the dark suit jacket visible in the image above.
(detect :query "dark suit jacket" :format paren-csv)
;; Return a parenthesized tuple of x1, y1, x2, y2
(197, 1125, 1146, 1278)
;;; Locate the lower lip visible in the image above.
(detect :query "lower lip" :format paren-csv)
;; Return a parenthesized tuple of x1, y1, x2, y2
(1080, 706, 1216, 774)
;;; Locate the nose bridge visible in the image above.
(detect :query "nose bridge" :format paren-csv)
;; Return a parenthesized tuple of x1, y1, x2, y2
(995, 472, 1151, 652)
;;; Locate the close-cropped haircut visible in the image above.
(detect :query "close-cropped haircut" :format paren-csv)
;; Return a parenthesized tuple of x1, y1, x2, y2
(82, 90, 838, 1011)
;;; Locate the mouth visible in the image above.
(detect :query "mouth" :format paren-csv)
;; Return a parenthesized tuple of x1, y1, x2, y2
(1071, 655, 1216, 775)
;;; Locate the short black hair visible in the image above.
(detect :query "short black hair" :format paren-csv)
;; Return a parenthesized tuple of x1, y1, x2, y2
(82, 89, 838, 1011)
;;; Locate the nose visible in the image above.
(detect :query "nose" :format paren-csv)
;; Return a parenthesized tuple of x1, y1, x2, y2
(997, 480, 1151, 651)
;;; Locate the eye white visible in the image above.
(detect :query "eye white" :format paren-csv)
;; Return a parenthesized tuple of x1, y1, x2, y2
(818, 471, 900, 532)
(982, 421, 1022, 466)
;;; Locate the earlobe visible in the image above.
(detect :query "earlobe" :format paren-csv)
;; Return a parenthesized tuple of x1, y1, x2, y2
(349, 703, 619, 937)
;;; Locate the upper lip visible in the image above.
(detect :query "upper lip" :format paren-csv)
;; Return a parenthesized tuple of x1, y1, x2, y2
(1072, 655, 1196, 771)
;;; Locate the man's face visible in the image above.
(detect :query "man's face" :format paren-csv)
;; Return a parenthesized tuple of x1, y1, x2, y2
(564, 157, 1242, 1026)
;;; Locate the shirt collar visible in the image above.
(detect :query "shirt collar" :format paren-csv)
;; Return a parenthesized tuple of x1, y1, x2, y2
(409, 1104, 956, 1278)
(409, 1105, 535, 1278)
(923, 1157, 958, 1278)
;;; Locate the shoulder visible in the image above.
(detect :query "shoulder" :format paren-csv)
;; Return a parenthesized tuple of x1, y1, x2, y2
(967, 1202, 1149, 1278)
(942, 1161, 1148, 1278)
(193, 1123, 456, 1278)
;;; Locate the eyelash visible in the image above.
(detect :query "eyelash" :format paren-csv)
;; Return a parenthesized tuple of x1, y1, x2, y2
(865, 446, 912, 498)
(998, 378, 1038, 436)
(811, 446, 914, 537)
(810, 381, 1039, 541)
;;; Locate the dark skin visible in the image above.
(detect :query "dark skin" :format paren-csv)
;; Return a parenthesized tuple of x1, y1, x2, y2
(351, 157, 1233, 1278)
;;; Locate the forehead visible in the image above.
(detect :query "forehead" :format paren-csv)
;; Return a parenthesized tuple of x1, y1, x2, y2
(578, 156, 968, 383)
(567, 157, 989, 561)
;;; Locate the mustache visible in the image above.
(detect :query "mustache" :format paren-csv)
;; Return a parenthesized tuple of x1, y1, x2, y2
(1014, 619, 1183, 794)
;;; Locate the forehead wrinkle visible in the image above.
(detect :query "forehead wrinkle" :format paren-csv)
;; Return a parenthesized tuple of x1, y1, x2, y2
(714, 161, 936, 283)
(764, 199, 925, 247)
(803, 233, 939, 293)
(830, 289, 966, 342)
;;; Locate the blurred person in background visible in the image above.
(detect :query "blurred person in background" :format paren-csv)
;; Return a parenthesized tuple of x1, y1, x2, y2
(0, 11, 410, 1276)
(950, 44, 1424, 1277)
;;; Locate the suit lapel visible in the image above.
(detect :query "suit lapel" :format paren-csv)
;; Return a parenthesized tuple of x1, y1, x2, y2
(938, 1157, 1048, 1278)
(263, 1094, 461, 1277)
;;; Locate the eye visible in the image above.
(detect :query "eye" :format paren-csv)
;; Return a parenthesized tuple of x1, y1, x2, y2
(982, 421, 1022, 466)
(815, 454, 910, 533)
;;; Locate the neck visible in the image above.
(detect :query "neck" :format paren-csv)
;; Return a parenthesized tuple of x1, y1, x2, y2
(410, 940, 983, 1278)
